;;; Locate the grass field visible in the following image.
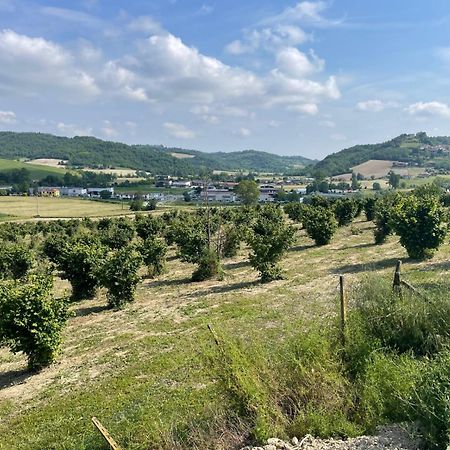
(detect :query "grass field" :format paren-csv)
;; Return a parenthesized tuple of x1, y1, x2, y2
(1, 216, 449, 449)
(0, 197, 129, 220)
(0, 158, 66, 180)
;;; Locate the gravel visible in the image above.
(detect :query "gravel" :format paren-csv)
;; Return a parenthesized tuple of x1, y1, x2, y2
(240, 425, 421, 450)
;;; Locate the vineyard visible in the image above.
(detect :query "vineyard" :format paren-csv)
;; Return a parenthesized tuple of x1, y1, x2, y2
(1, 188, 450, 449)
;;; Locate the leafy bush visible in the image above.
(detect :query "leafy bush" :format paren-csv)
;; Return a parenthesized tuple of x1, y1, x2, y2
(0, 242, 33, 279)
(334, 199, 358, 227)
(135, 214, 165, 241)
(246, 204, 295, 282)
(42, 233, 69, 264)
(220, 223, 241, 258)
(99, 217, 135, 250)
(58, 241, 106, 300)
(364, 197, 377, 221)
(391, 190, 448, 259)
(373, 192, 402, 244)
(139, 237, 167, 277)
(303, 206, 338, 245)
(0, 274, 69, 371)
(191, 248, 222, 282)
(284, 203, 307, 223)
(99, 246, 142, 309)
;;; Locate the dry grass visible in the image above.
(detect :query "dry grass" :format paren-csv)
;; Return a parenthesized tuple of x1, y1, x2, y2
(25, 158, 67, 168)
(0, 197, 129, 219)
(0, 217, 449, 448)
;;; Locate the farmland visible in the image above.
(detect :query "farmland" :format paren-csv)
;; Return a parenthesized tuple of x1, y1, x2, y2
(0, 197, 129, 220)
(0, 207, 449, 449)
(0, 158, 65, 180)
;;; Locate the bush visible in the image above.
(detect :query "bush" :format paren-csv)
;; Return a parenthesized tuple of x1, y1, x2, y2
(303, 206, 338, 245)
(220, 223, 241, 258)
(391, 190, 448, 259)
(364, 197, 377, 221)
(373, 192, 402, 244)
(191, 248, 222, 282)
(334, 199, 358, 227)
(0, 274, 69, 371)
(246, 204, 295, 282)
(58, 241, 106, 300)
(99, 217, 135, 250)
(42, 233, 69, 264)
(99, 246, 142, 309)
(0, 242, 33, 279)
(284, 203, 307, 223)
(135, 214, 165, 241)
(139, 237, 167, 277)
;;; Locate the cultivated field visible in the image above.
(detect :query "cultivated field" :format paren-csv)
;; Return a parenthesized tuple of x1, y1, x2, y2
(25, 158, 67, 168)
(0, 158, 65, 180)
(351, 160, 409, 178)
(0, 216, 448, 449)
(0, 197, 129, 220)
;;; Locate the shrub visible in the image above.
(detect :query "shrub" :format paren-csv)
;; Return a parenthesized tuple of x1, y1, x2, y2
(334, 199, 358, 227)
(246, 204, 295, 282)
(0, 242, 33, 279)
(391, 190, 448, 259)
(284, 203, 307, 223)
(99, 217, 135, 250)
(135, 214, 165, 241)
(303, 206, 338, 245)
(191, 248, 222, 282)
(58, 241, 106, 300)
(0, 274, 69, 371)
(139, 237, 167, 277)
(373, 192, 402, 245)
(220, 223, 241, 258)
(42, 233, 68, 264)
(364, 197, 377, 221)
(99, 246, 142, 309)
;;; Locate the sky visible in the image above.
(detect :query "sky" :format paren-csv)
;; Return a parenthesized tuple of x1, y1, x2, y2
(2, 1, 450, 159)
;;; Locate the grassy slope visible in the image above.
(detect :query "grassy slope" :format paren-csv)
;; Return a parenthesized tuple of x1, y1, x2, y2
(1, 217, 449, 449)
(0, 158, 65, 180)
(0, 197, 129, 219)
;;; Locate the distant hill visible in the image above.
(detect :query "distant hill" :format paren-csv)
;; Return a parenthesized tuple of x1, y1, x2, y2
(314, 132, 450, 177)
(0, 132, 314, 176)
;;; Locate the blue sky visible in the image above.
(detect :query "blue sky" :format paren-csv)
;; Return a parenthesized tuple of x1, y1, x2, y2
(1, 0, 450, 158)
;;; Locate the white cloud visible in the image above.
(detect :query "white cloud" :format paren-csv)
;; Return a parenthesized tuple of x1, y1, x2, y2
(276, 47, 324, 78)
(287, 103, 318, 115)
(226, 25, 309, 55)
(233, 127, 251, 137)
(164, 122, 196, 139)
(101, 120, 119, 138)
(406, 101, 450, 118)
(0, 110, 16, 124)
(197, 4, 214, 16)
(319, 119, 335, 128)
(128, 16, 162, 34)
(269, 120, 280, 127)
(0, 29, 99, 99)
(202, 115, 220, 124)
(57, 122, 93, 136)
(40, 7, 100, 27)
(331, 133, 346, 141)
(356, 100, 387, 112)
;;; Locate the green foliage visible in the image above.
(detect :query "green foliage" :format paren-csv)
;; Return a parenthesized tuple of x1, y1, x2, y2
(98, 217, 135, 250)
(0, 274, 69, 371)
(391, 190, 448, 259)
(303, 205, 338, 245)
(135, 214, 165, 241)
(333, 199, 358, 227)
(0, 242, 33, 279)
(284, 202, 307, 223)
(99, 246, 142, 309)
(364, 197, 377, 221)
(373, 192, 402, 244)
(246, 204, 295, 282)
(220, 223, 241, 258)
(235, 180, 260, 205)
(138, 237, 167, 277)
(388, 171, 401, 189)
(191, 248, 222, 282)
(130, 198, 144, 211)
(58, 241, 106, 300)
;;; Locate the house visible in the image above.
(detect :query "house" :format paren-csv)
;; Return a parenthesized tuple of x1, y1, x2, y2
(171, 180, 192, 188)
(86, 187, 115, 197)
(155, 176, 172, 188)
(37, 187, 60, 197)
(259, 185, 278, 202)
(202, 188, 237, 203)
(60, 187, 87, 197)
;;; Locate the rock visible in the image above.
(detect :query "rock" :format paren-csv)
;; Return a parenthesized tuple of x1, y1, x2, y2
(292, 437, 299, 446)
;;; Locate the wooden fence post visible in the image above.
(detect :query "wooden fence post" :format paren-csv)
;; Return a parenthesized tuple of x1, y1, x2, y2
(340, 275, 348, 346)
(393, 260, 402, 294)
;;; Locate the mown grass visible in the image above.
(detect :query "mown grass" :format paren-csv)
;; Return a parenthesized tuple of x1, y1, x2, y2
(1, 217, 450, 448)
(0, 197, 130, 219)
(0, 158, 65, 179)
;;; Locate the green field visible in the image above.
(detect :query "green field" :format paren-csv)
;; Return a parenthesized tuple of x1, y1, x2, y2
(0, 216, 449, 449)
(0, 158, 66, 180)
(0, 197, 129, 220)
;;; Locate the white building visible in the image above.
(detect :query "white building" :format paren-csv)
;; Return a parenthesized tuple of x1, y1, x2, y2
(171, 180, 192, 188)
(60, 187, 87, 197)
(86, 187, 115, 197)
(202, 189, 236, 203)
(259, 185, 278, 202)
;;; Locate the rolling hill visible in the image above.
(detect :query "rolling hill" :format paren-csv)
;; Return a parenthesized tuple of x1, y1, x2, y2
(0, 132, 314, 176)
(314, 132, 450, 177)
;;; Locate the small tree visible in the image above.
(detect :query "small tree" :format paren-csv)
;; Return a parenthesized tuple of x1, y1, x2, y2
(388, 171, 401, 189)
(0, 274, 69, 371)
(284, 203, 307, 223)
(303, 206, 338, 245)
(99, 246, 142, 309)
(373, 182, 382, 191)
(391, 190, 448, 259)
(58, 242, 106, 300)
(235, 180, 260, 205)
(130, 198, 144, 211)
(334, 198, 358, 226)
(364, 197, 377, 221)
(139, 237, 167, 277)
(99, 217, 135, 250)
(373, 192, 402, 244)
(0, 242, 33, 279)
(135, 214, 165, 241)
(246, 204, 294, 282)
